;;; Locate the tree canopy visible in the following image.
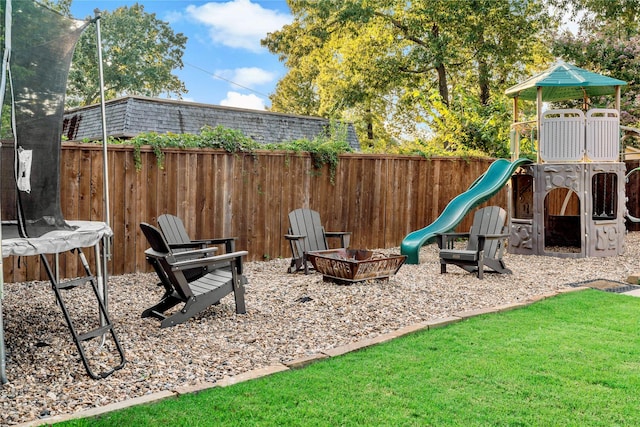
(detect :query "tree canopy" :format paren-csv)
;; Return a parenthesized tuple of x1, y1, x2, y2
(6, 0, 639, 158)
(66, 3, 187, 107)
(550, 0, 640, 124)
(263, 0, 557, 155)
(263, 0, 640, 157)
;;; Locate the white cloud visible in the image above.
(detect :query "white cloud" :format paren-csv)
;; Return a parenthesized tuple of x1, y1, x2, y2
(163, 10, 184, 24)
(220, 91, 266, 110)
(186, 0, 292, 52)
(215, 67, 277, 88)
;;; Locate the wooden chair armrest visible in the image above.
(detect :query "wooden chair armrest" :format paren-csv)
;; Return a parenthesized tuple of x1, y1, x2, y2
(190, 237, 237, 245)
(144, 247, 218, 259)
(436, 232, 470, 249)
(192, 237, 237, 252)
(169, 242, 214, 249)
(171, 247, 218, 258)
(477, 233, 510, 240)
(324, 231, 351, 237)
(438, 232, 471, 238)
(285, 234, 306, 241)
(170, 250, 248, 270)
(476, 233, 509, 251)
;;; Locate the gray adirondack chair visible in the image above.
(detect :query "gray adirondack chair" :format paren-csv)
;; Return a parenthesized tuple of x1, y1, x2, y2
(284, 208, 351, 274)
(158, 214, 237, 255)
(158, 214, 243, 278)
(436, 206, 512, 279)
(140, 222, 247, 328)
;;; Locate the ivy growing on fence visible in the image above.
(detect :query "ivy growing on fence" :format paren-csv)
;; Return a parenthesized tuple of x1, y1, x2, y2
(97, 121, 353, 183)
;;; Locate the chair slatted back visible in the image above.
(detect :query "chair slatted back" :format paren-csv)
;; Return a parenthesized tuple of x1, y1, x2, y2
(158, 214, 192, 249)
(467, 206, 507, 257)
(140, 222, 193, 301)
(140, 222, 173, 254)
(288, 208, 328, 254)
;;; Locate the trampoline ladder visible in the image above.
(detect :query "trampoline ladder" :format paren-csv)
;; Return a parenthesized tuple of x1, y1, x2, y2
(40, 249, 126, 379)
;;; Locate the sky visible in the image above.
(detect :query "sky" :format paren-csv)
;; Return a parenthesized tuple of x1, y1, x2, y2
(69, 0, 293, 110)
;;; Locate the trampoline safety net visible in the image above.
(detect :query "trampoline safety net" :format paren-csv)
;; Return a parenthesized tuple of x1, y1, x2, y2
(1, 0, 89, 238)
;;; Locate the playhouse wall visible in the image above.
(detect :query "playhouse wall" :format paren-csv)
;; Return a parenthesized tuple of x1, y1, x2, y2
(585, 163, 626, 257)
(539, 109, 585, 162)
(509, 162, 625, 258)
(538, 108, 620, 164)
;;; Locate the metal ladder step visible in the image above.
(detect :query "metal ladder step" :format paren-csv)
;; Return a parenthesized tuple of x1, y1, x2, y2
(55, 276, 95, 290)
(77, 324, 114, 342)
(41, 249, 126, 379)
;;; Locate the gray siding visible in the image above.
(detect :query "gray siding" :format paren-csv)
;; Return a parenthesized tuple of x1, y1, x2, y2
(63, 96, 360, 150)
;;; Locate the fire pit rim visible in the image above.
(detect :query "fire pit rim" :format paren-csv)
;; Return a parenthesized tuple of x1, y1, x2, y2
(306, 249, 407, 283)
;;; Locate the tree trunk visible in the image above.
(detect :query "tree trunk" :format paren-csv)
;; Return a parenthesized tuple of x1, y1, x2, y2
(478, 58, 490, 106)
(432, 24, 449, 107)
(436, 62, 449, 107)
(476, 28, 490, 106)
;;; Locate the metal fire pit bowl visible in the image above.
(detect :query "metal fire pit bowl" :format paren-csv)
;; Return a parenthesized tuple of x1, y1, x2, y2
(307, 249, 407, 284)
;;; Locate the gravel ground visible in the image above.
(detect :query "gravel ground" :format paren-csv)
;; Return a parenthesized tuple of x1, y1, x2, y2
(1, 233, 640, 426)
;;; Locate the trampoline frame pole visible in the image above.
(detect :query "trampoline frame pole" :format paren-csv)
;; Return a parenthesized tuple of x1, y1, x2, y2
(92, 10, 111, 317)
(0, 0, 12, 386)
(94, 10, 110, 241)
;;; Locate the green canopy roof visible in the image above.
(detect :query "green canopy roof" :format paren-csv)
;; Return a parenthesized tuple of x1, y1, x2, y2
(505, 61, 627, 102)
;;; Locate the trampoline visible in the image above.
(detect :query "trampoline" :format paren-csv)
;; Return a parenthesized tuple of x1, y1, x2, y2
(0, 1, 125, 383)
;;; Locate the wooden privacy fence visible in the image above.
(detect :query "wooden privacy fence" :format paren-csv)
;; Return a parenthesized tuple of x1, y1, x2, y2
(4, 143, 508, 283)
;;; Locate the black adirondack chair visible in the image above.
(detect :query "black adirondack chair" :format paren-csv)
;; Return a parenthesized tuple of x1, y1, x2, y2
(158, 214, 242, 279)
(284, 208, 351, 274)
(140, 222, 247, 328)
(437, 206, 512, 279)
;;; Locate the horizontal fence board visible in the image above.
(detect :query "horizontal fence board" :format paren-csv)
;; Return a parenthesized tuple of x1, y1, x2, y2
(3, 144, 524, 282)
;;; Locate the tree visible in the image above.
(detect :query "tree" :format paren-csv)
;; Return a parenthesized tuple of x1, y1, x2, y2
(40, 0, 73, 16)
(263, 0, 555, 155)
(66, 3, 187, 107)
(0, 1, 76, 41)
(551, 0, 640, 124)
(0, 0, 77, 139)
(548, 0, 640, 37)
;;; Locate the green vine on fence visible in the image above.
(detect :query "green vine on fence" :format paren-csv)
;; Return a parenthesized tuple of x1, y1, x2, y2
(105, 125, 260, 170)
(95, 121, 353, 183)
(264, 119, 353, 183)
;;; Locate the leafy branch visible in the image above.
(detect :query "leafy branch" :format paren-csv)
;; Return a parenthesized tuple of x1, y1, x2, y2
(264, 119, 353, 183)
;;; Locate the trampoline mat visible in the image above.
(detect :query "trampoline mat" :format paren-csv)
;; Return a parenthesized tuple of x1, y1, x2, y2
(1, 221, 112, 257)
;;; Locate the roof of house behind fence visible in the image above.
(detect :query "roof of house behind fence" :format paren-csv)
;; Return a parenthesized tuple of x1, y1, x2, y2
(63, 96, 360, 150)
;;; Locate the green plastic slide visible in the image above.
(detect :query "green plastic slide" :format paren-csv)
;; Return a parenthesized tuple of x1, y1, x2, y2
(400, 158, 532, 264)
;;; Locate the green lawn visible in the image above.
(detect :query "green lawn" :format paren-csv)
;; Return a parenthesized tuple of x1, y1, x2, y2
(57, 290, 640, 426)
